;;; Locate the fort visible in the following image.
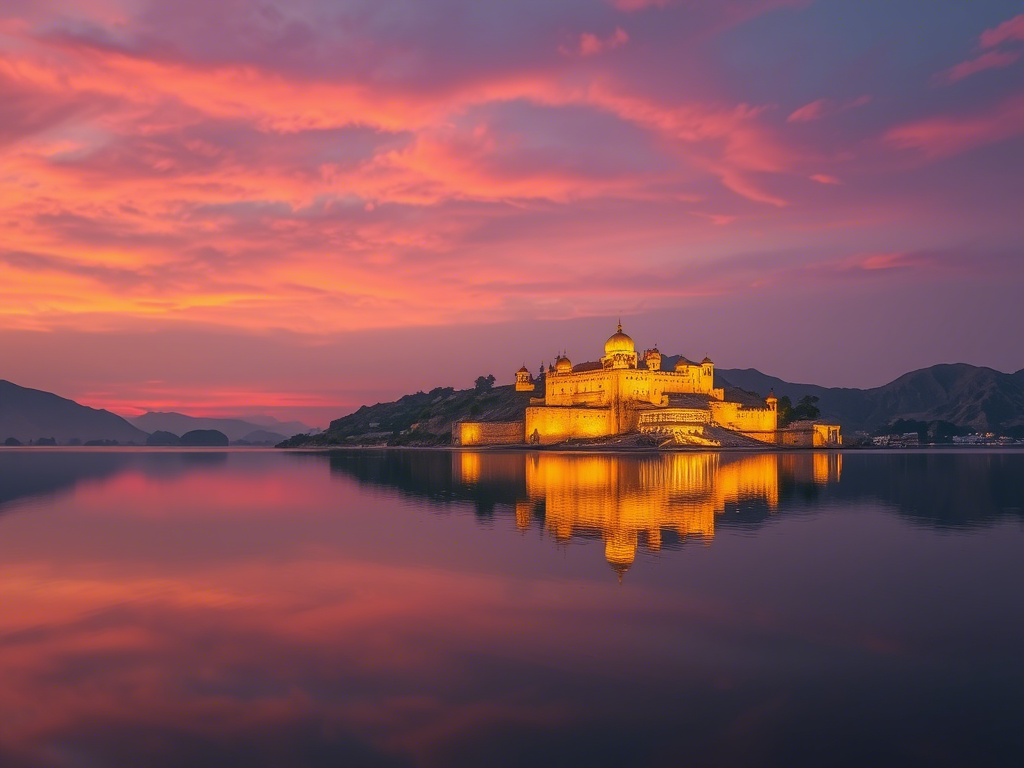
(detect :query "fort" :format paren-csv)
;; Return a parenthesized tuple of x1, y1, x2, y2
(455, 323, 841, 448)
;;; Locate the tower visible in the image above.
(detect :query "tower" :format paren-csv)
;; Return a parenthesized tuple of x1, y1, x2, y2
(515, 365, 534, 392)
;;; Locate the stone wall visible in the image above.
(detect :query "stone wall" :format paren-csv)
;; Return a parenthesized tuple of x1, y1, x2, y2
(454, 420, 525, 446)
(709, 401, 778, 439)
(525, 406, 613, 445)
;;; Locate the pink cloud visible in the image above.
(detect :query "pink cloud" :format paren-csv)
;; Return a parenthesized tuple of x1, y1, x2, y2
(787, 95, 870, 123)
(934, 50, 1020, 85)
(810, 174, 841, 185)
(884, 93, 1024, 158)
(610, 0, 672, 10)
(979, 13, 1024, 49)
(787, 99, 826, 123)
(561, 27, 629, 57)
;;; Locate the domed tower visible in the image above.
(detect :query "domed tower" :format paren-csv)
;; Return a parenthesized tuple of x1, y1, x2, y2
(554, 353, 572, 374)
(515, 364, 534, 392)
(766, 389, 778, 412)
(601, 323, 638, 369)
(644, 346, 662, 371)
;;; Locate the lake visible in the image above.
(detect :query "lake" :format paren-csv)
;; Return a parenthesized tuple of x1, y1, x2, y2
(0, 448, 1022, 767)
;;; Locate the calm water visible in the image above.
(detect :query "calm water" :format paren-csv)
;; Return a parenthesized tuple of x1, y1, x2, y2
(0, 448, 1022, 767)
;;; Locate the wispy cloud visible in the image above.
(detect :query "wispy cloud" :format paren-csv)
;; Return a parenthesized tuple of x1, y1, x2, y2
(560, 28, 629, 58)
(933, 50, 1020, 85)
(884, 93, 1024, 158)
(979, 13, 1024, 49)
(787, 95, 870, 123)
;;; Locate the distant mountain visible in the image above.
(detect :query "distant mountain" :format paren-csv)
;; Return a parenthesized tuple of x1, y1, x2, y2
(714, 363, 1024, 433)
(237, 429, 286, 445)
(240, 415, 320, 435)
(131, 412, 310, 441)
(146, 430, 181, 446)
(180, 429, 229, 447)
(0, 380, 148, 444)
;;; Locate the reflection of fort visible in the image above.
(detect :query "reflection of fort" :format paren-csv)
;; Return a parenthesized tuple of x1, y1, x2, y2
(456, 452, 842, 578)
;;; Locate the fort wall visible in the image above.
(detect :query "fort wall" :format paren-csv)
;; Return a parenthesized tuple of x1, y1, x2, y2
(454, 420, 525, 446)
(525, 406, 613, 445)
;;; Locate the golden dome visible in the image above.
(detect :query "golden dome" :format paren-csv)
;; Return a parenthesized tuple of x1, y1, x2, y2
(604, 323, 634, 355)
(555, 355, 572, 373)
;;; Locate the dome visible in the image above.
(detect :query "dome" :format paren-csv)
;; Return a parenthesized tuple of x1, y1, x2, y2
(604, 323, 635, 355)
(517, 365, 530, 374)
(555, 355, 572, 373)
(702, 356, 713, 365)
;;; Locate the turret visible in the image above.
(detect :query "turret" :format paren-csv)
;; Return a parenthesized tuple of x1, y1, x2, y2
(515, 364, 534, 392)
(766, 389, 778, 412)
(644, 346, 662, 371)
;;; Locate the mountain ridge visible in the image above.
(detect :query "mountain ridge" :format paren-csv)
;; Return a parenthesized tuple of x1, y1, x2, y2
(0, 380, 148, 443)
(130, 411, 311, 441)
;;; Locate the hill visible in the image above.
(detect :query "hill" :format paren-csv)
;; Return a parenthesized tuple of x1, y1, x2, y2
(716, 363, 1024, 433)
(280, 384, 534, 447)
(131, 412, 310, 441)
(0, 380, 148, 444)
(180, 429, 229, 447)
(284, 361, 1024, 447)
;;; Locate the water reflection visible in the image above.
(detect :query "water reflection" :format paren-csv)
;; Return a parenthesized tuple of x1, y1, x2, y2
(0, 449, 1023, 766)
(333, 451, 844, 576)
(455, 453, 840, 577)
(328, 449, 1024, 533)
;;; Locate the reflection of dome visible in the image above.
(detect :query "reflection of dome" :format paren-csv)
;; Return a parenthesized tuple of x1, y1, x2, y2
(604, 535, 636, 583)
(555, 355, 572, 373)
(604, 323, 635, 355)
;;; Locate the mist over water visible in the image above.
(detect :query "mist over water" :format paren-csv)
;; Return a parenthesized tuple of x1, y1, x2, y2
(1, 448, 1022, 767)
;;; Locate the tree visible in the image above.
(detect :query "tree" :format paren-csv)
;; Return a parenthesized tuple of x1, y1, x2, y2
(791, 395, 821, 421)
(776, 395, 793, 427)
(474, 374, 495, 392)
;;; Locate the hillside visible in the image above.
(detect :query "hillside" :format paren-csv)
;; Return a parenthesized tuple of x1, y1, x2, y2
(717, 364, 1024, 433)
(280, 384, 536, 447)
(283, 360, 1024, 447)
(131, 412, 310, 441)
(0, 380, 148, 444)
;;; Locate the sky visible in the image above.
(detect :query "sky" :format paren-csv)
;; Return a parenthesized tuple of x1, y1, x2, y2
(1, 0, 1023, 427)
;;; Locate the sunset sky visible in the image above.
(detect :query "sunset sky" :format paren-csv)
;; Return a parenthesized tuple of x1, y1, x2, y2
(2, 0, 1023, 426)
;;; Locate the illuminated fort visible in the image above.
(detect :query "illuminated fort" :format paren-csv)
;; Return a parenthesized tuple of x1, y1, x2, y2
(456, 323, 841, 447)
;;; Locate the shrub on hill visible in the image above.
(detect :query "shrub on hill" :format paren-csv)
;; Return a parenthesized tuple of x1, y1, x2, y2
(146, 430, 181, 446)
(180, 429, 229, 446)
